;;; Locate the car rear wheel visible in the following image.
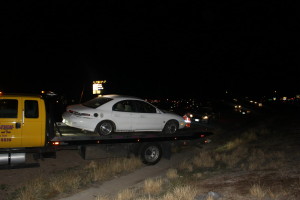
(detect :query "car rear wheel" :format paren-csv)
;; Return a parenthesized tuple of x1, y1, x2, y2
(162, 120, 178, 134)
(96, 121, 114, 136)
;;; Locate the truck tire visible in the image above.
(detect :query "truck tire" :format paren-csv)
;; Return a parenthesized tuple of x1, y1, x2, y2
(162, 120, 178, 134)
(95, 121, 115, 136)
(139, 143, 162, 165)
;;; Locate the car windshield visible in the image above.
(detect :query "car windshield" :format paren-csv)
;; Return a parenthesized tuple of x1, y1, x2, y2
(82, 97, 112, 108)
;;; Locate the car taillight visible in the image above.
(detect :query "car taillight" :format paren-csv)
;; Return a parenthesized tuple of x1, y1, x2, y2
(183, 115, 191, 122)
(183, 115, 191, 127)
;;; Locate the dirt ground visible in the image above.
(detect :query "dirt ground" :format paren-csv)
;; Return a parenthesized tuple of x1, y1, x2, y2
(192, 106, 300, 200)
(1, 104, 300, 200)
(0, 149, 91, 200)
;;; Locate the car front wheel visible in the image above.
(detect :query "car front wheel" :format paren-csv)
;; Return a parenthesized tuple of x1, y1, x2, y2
(162, 120, 178, 134)
(95, 121, 114, 136)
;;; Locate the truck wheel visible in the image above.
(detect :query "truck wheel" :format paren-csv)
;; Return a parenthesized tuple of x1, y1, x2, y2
(95, 121, 114, 136)
(140, 143, 162, 165)
(162, 120, 178, 134)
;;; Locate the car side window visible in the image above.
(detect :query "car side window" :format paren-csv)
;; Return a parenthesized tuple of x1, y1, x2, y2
(134, 100, 157, 113)
(112, 100, 135, 112)
(113, 102, 125, 111)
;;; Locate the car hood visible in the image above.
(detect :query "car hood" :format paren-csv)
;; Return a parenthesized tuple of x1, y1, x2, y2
(162, 111, 184, 120)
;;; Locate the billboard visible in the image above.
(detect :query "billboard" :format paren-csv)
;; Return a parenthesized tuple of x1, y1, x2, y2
(93, 80, 106, 94)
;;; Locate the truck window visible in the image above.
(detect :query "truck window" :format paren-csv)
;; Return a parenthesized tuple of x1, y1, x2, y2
(25, 100, 39, 118)
(0, 99, 18, 118)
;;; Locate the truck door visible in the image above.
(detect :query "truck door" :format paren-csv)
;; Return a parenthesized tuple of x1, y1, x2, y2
(21, 98, 45, 147)
(0, 98, 22, 148)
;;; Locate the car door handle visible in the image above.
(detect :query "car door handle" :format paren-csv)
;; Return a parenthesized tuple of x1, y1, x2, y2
(15, 122, 21, 129)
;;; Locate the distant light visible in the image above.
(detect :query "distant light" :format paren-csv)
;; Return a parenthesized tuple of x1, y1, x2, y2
(52, 141, 60, 145)
(202, 115, 209, 120)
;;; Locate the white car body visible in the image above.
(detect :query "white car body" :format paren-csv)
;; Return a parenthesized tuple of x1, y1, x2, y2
(62, 94, 186, 134)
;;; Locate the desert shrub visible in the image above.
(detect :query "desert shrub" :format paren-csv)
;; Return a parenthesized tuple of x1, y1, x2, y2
(162, 185, 197, 200)
(166, 168, 179, 179)
(143, 178, 164, 195)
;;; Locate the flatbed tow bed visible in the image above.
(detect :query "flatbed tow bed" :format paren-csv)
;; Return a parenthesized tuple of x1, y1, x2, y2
(0, 123, 212, 169)
(51, 122, 212, 145)
(44, 122, 213, 166)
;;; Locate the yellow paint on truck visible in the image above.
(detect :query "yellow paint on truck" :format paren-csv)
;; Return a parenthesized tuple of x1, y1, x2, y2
(0, 94, 46, 148)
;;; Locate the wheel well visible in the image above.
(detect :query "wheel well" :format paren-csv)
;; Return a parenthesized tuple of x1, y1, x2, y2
(167, 119, 179, 126)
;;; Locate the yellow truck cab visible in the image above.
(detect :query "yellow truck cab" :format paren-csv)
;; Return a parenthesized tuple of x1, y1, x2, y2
(0, 94, 47, 149)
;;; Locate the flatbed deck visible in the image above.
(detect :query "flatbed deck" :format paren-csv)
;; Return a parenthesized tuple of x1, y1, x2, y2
(50, 123, 212, 145)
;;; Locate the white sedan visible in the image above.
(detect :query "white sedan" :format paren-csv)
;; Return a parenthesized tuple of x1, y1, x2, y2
(62, 94, 186, 135)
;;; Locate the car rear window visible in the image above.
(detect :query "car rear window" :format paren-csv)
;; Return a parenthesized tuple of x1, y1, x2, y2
(82, 97, 112, 108)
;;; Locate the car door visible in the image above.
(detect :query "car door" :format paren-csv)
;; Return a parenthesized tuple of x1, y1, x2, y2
(111, 100, 133, 131)
(131, 100, 164, 131)
(0, 97, 22, 148)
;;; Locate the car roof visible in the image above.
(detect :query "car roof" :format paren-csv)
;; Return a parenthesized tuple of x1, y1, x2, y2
(102, 94, 143, 100)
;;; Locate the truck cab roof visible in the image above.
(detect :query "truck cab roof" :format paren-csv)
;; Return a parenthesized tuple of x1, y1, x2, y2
(0, 93, 42, 99)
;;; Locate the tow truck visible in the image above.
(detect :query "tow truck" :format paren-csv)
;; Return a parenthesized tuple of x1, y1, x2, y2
(0, 93, 212, 169)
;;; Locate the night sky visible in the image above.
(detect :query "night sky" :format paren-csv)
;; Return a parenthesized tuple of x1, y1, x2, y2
(1, 1, 299, 100)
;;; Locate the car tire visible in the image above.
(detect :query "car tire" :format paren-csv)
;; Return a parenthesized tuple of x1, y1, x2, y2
(139, 143, 162, 165)
(162, 120, 178, 134)
(95, 121, 115, 136)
